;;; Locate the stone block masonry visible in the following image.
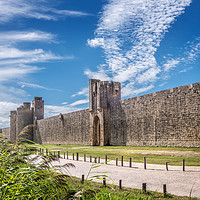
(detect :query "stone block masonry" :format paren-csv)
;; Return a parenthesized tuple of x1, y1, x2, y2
(109, 82, 200, 147)
(2, 80, 200, 147)
(35, 109, 90, 145)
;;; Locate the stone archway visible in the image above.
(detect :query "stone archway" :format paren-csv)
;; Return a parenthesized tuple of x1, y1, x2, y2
(93, 116, 100, 146)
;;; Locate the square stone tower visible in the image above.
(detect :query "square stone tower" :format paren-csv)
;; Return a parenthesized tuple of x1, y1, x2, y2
(32, 97, 44, 121)
(10, 102, 33, 142)
(89, 79, 121, 146)
(9, 97, 44, 142)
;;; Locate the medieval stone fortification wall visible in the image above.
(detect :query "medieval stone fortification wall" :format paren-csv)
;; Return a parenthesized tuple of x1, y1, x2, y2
(109, 82, 200, 147)
(34, 109, 90, 145)
(2, 80, 200, 147)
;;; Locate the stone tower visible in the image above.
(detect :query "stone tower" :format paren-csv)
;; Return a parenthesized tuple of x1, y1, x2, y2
(89, 79, 121, 146)
(32, 97, 44, 121)
(9, 97, 44, 142)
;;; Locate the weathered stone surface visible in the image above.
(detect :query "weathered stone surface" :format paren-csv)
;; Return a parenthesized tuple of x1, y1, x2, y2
(17, 124, 35, 143)
(109, 82, 200, 147)
(35, 109, 90, 145)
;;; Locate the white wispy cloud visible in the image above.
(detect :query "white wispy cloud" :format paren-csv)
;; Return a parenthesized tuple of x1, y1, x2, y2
(18, 82, 62, 92)
(45, 105, 82, 118)
(162, 37, 200, 73)
(0, 46, 71, 65)
(185, 38, 200, 63)
(84, 67, 111, 82)
(0, 31, 63, 73)
(0, 85, 27, 102)
(87, 0, 192, 97)
(0, 101, 20, 128)
(0, 65, 41, 83)
(70, 99, 89, 106)
(71, 87, 89, 97)
(163, 59, 181, 71)
(52, 9, 92, 17)
(0, 47, 45, 59)
(122, 84, 154, 98)
(0, 0, 91, 23)
(45, 97, 89, 118)
(136, 67, 161, 84)
(71, 87, 89, 107)
(0, 31, 55, 44)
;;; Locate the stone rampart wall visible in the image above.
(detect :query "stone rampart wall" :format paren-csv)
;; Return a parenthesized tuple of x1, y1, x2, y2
(34, 109, 90, 145)
(1, 127, 10, 140)
(109, 82, 200, 147)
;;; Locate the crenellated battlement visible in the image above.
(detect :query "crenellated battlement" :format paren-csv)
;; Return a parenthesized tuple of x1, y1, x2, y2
(122, 82, 200, 105)
(89, 79, 121, 111)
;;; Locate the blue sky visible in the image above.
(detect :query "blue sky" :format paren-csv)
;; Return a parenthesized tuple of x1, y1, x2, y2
(0, 0, 199, 128)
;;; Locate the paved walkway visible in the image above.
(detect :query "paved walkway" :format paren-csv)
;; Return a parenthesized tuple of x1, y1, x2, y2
(50, 156, 200, 198)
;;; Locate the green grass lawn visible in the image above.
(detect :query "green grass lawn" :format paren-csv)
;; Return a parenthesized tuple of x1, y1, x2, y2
(30, 144, 200, 166)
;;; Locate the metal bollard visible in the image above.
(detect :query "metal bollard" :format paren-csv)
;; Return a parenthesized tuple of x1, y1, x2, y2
(84, 154, 86, 162)
(142, 183, 146, 192)
(163, 184, 167, 197)
(144, 157, 146, 169)
(129, 158, 132, 167)
(119, 180, 122, 189)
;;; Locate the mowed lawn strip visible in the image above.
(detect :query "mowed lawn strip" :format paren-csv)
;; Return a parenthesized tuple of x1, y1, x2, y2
(30, 144, 200, 166)
(69, 176, 200, 200)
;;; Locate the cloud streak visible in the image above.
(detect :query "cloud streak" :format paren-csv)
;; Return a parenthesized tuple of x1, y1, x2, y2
(70, 99, 89, 106)
(0, 65, 41, 83)
(0, 31, 55, 44)
(71, 87, 89, 97)
(162, 37, 200, 73)
(0, 0, 92, 23)
(18, 82, 62, 92)
(45, 102, 88, 119)
(87, 0, 192, 97)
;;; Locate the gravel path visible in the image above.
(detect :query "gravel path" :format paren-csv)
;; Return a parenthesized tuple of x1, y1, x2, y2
(50, 156, 200, 198)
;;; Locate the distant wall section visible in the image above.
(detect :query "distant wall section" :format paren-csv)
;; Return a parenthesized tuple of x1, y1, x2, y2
(35, 109, 90, 145)
(110, 82, 200, 147)
(1, 127, 10, 140)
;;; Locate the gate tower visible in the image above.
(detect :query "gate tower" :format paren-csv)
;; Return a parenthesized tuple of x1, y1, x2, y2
(89, 79, 121, 146)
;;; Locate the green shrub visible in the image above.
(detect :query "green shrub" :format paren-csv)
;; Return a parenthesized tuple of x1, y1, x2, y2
(0, 140, 75, 199)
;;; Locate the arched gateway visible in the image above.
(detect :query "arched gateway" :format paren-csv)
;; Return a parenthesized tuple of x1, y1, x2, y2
(93, 116, 100, 146)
